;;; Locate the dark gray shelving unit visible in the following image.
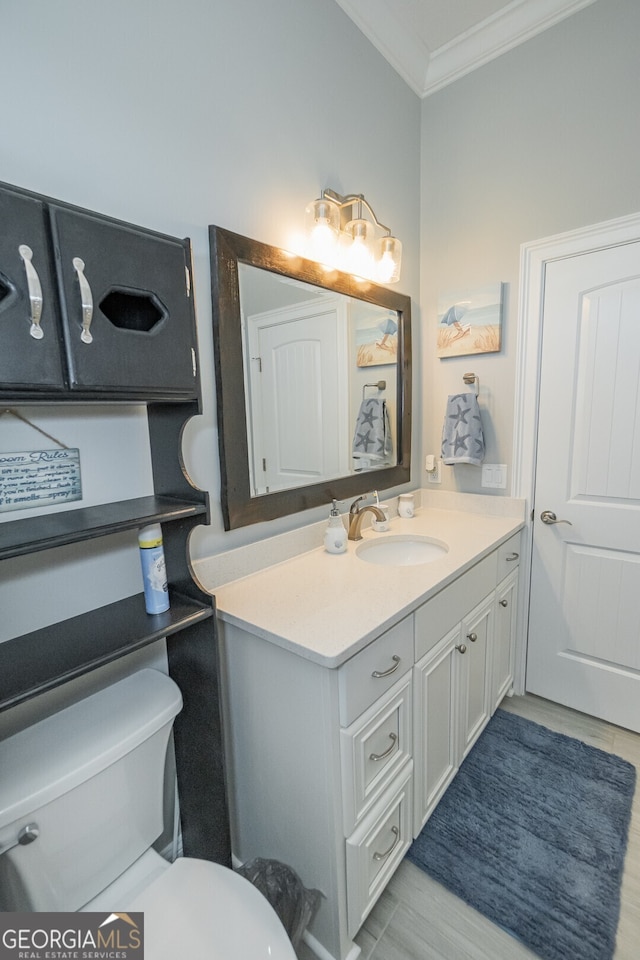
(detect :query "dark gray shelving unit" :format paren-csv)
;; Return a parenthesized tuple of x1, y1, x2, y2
(0, 589, 213, 711)
(0, 181, 231, 867)
(0, 495, 207, 560)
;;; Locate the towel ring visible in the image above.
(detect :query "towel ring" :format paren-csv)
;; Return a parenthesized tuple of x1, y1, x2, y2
(462, 372, 479, 396)
(363, 380, 386, 399)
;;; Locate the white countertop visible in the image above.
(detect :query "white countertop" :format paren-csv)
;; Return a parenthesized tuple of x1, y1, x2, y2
(211, 507, 524, 668)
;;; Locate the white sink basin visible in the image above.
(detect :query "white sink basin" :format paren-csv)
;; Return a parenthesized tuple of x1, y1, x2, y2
(356, 535, 448, 566)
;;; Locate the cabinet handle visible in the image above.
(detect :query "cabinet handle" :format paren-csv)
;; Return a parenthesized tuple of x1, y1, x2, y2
(467, 632, 478, 643)
(371, 655, 400, 679)
(18, 245, 44, 340)
(506, 552, 519, 561)
(72, 257, 94, 344)
(456, 643, 467, 654)
(369, 733, 397, 762)
(373, 825, 399, 862)
(499, 599, 509, 607)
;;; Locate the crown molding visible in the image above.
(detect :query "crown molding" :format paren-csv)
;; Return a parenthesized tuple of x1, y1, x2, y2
(334, 0, 599, 99)
(423, 0, 598, 96)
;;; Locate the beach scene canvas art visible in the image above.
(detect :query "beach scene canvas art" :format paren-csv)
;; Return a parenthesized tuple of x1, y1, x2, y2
(356, 310, 398, 367)
(437, 282, 503, 358)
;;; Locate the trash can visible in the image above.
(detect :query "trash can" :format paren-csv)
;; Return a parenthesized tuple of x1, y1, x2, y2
(237, 857, 322, 952)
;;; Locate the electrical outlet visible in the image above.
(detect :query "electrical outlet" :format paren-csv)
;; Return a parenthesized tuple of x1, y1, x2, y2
(481, 464, 507, 489)
(427, 457, 442, 483)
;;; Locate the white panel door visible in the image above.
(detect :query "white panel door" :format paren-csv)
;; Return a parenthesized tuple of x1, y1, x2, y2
(526, 241, 640, 731)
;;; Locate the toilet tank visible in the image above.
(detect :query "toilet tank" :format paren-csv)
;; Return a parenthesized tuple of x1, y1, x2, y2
(0, 669, 182, 912)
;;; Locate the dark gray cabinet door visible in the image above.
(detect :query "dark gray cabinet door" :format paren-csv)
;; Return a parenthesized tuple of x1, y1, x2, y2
(0, 187, 65, 390)
(50, 206, 198, 397)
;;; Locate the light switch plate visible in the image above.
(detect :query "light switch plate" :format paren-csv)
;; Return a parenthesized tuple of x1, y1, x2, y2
(481, 463, 507, 489)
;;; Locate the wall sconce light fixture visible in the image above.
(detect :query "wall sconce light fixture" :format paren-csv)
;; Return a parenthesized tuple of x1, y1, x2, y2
(305, 188, 402, 284)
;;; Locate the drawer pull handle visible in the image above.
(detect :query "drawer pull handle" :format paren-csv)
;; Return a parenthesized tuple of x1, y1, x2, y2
(506, 552, 519, 561)
(456, 643, 467, 654)
(372, 655, 400, 679)
(373, 825, 400, 862)
(72, 257, 94, 344)
(18, 245, 45, 340)
(499, 599, 509, 608)
(369, 733, 398, 762)
(467, 632, 478, 643)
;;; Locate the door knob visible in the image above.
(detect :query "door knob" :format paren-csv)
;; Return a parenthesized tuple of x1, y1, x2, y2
(540, 510, 572, 526)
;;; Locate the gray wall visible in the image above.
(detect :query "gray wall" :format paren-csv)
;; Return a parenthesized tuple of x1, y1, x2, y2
(4, 0, 638, 590)
(0, 0, 420, 570)
(420, 0, 640, 496)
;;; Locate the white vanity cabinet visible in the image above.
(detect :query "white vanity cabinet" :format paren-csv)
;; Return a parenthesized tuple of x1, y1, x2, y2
(491, 537, 521, 712)
(412, 551, 497, 834)
(339, 621, 415, 939)
(413, 625, 460, 830)
(412, 534, 520, 836)
(217, 528, 521, 960)
(459, 594, 495, 759)
(220, 614, 415, 960)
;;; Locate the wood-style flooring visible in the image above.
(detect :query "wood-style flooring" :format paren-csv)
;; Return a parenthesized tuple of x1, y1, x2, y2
(300, 693, 640, 960)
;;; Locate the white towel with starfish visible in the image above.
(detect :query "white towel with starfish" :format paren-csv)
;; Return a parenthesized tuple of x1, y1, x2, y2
(441, 393, 485, 465)
(352, 398, 393, 464)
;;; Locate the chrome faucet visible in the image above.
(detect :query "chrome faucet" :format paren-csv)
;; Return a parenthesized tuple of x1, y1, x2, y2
(348, 494, 386, 541)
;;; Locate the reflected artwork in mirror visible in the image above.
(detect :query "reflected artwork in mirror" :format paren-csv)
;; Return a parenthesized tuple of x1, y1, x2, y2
(209, 226, 411, 530)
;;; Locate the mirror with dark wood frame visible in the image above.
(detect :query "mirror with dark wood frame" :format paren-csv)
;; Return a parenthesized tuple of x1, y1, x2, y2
(209, 225, 412, 530)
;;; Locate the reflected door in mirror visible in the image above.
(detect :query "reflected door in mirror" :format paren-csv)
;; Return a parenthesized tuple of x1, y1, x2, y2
(246, 294, 350, 494)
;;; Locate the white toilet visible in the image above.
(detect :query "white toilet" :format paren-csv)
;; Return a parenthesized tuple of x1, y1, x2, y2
(0, 669, 297, 960)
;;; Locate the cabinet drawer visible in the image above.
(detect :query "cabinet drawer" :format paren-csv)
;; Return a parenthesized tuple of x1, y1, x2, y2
(341, 672, 412, 835)
(414, 552, 497, 661)
(346, 763, 413, 938)
(339, 616, 413, 727)
(497, 532, 521, 581)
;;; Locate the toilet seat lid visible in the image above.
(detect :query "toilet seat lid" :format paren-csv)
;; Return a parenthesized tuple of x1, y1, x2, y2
(129, 857, 297, 960)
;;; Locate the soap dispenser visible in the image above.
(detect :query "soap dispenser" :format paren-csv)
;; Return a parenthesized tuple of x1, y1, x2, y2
(324, 500, 347, 554)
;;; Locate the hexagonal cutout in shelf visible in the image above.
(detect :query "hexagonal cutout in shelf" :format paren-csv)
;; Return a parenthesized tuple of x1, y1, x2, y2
(0, 274, 12, 308)
(100, 288, 167, 333)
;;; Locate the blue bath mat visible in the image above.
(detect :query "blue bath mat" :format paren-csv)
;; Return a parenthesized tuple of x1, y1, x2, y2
(407, 709, 636, 960)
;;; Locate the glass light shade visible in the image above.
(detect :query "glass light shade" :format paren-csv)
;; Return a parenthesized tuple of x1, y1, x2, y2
(377, 236, 402, 284)
(343, 218, 376, 280)
(305, 197, 340, 266)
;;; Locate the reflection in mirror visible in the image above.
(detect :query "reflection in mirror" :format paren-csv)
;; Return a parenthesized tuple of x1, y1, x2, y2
(240, 263, 399, 496)
(209, 226, 411, 530)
